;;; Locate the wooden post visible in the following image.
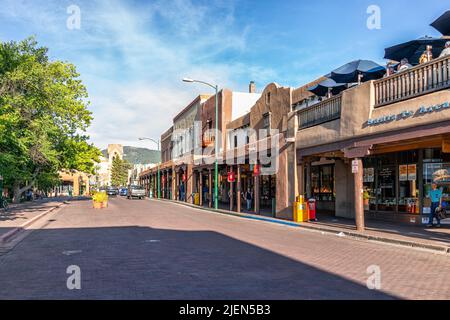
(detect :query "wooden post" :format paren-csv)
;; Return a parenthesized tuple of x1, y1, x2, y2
(353, 158, 365, 232)
(237, 166, 241, 213)
(229, 166, 234, 212)
(208, 169, 212, 208)
(254, 174, 260, 214)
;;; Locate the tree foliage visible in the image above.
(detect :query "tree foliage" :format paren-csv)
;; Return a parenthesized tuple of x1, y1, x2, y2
(110, 156, 132, 187)
(0, 37, 101, 202)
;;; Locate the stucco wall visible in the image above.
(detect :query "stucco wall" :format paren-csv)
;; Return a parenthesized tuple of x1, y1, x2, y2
(296, 82, 450, 150)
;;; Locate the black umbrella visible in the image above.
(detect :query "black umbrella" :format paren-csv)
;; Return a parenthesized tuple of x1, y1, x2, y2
(431, 11, 450, 36)
(384, 36, 447, 65)
(329, 60, 385, 84)
(308, 78, 347, 97)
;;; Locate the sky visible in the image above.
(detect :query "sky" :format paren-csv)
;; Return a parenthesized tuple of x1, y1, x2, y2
(0, 0, 448, 150)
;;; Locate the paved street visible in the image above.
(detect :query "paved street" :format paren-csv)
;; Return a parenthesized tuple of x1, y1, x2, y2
(0, 197, 449, 300)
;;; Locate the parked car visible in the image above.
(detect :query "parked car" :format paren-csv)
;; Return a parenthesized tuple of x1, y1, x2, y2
(127, 185, 146, 200)
(106, 186, 119, 196)
(119, 187, 128, 196)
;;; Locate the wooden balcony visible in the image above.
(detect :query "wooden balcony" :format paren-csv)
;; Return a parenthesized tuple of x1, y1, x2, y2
(374, 55, 450, 107)
(297, 95, 342, 130)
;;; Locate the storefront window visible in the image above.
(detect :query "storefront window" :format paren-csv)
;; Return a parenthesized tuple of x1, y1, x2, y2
(423, 162, 450, 214)
(398, 163, 419, 214)
(377, 165, 396, 212)
(363, 167, 376, 211)
(311, 165, 335, 202)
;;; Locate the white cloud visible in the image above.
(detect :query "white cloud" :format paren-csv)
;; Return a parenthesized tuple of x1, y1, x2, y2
(0, 0, 278, 150)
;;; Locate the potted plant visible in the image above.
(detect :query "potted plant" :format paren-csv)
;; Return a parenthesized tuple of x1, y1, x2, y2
(92, 191, 108, 209)
(363, 190, 370, 211)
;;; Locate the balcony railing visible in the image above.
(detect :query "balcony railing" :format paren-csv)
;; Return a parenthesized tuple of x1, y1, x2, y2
(297, 95, 342, 130)
(374, 55, 450, 107)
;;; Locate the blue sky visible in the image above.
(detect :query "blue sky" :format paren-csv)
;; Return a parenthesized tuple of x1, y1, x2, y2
(0, 0, 448, 149)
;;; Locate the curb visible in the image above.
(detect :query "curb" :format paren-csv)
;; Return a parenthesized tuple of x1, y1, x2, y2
(0, 202, 67, 244)
(150, 198, 450, 255)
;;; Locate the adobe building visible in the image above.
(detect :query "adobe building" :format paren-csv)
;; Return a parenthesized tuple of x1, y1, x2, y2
(293, 55, 450, 225)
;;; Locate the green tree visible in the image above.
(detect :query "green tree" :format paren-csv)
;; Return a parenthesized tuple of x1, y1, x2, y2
(0, 37, 101, 202)
(110, 156, 132, 187)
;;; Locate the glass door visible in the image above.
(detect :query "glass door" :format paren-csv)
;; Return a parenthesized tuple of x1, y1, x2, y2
(377, 165, 397, 212)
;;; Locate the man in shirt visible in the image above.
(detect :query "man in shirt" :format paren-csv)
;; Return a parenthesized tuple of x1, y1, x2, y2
(439, 41, 450, 58)
(427, 183, 442, 227)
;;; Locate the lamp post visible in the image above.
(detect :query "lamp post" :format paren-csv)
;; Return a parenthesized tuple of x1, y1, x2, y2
(139, 137, 161, 199)
(182, 78, 219, 210)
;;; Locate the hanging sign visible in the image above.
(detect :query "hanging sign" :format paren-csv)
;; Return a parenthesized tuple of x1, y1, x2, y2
(407, 164, 417, 181)
(253, 164, 261, 176)
(399, 165, 408, 181)
(363, 168, 374, 182)
(351, 160, 359, 174)
(227, 171, 235, 183)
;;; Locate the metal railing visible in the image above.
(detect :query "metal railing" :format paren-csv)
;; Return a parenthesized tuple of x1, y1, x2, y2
(297, 95, 342, 130)
(374, 55, 450, 107)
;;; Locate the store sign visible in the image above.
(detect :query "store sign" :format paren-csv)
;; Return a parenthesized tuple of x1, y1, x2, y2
(407, 164, 416, 181)
(253, 164, 261, 176)
(367, 102, 449, 126)
(351, 160, 359, 173)
(227, 171, 235, 183)
(363, 168, 374, 182)
(399, 165, 408, 181)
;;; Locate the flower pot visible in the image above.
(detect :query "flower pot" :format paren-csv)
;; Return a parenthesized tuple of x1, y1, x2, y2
(93, 201, 102, 209)
(101, 201, 108, 208)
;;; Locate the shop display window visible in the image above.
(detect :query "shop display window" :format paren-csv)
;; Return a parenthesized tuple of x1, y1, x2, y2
(423, 162, 450, 214)
(310, 165, 335, 202)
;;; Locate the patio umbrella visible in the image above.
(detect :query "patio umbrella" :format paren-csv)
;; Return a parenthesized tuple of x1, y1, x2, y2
(329, 60, 385, 84)
(431, 11, 450, 36)
(384, 36, 447, 65)
(308, 78, 347, 97)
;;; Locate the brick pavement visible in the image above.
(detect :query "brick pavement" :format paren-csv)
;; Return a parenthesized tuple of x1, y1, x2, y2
(0, 198, 68, 238)
(0, 197, 449, 299)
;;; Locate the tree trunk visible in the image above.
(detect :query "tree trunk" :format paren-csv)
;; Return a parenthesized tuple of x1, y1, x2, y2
(13, 181, 35, 204)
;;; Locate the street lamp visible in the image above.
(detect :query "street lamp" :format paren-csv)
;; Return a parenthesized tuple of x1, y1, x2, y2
(139, 137, 161, 199)
(182, 78, 219, 210)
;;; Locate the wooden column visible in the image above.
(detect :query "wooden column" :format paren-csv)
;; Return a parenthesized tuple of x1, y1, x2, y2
(254, 174, 260, 214)
(208, 169, 212, 208)
(229, 166, 234, 212)
(174, 170, 178, 200)
(167, 171, 170, 199)
(237, 166, 241, 213)
(353, 158, 365, 232)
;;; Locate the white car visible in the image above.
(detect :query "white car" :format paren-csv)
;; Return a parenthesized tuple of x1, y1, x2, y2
(127, 185, 146, 200)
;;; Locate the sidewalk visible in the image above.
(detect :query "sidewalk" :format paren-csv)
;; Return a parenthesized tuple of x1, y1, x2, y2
(0, 197, 69, 241)
(155, 198, 450, 254)
(304, 214, 450, 253)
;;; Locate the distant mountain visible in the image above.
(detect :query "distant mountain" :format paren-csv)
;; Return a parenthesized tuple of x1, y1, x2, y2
(101, 146, 161, 165)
